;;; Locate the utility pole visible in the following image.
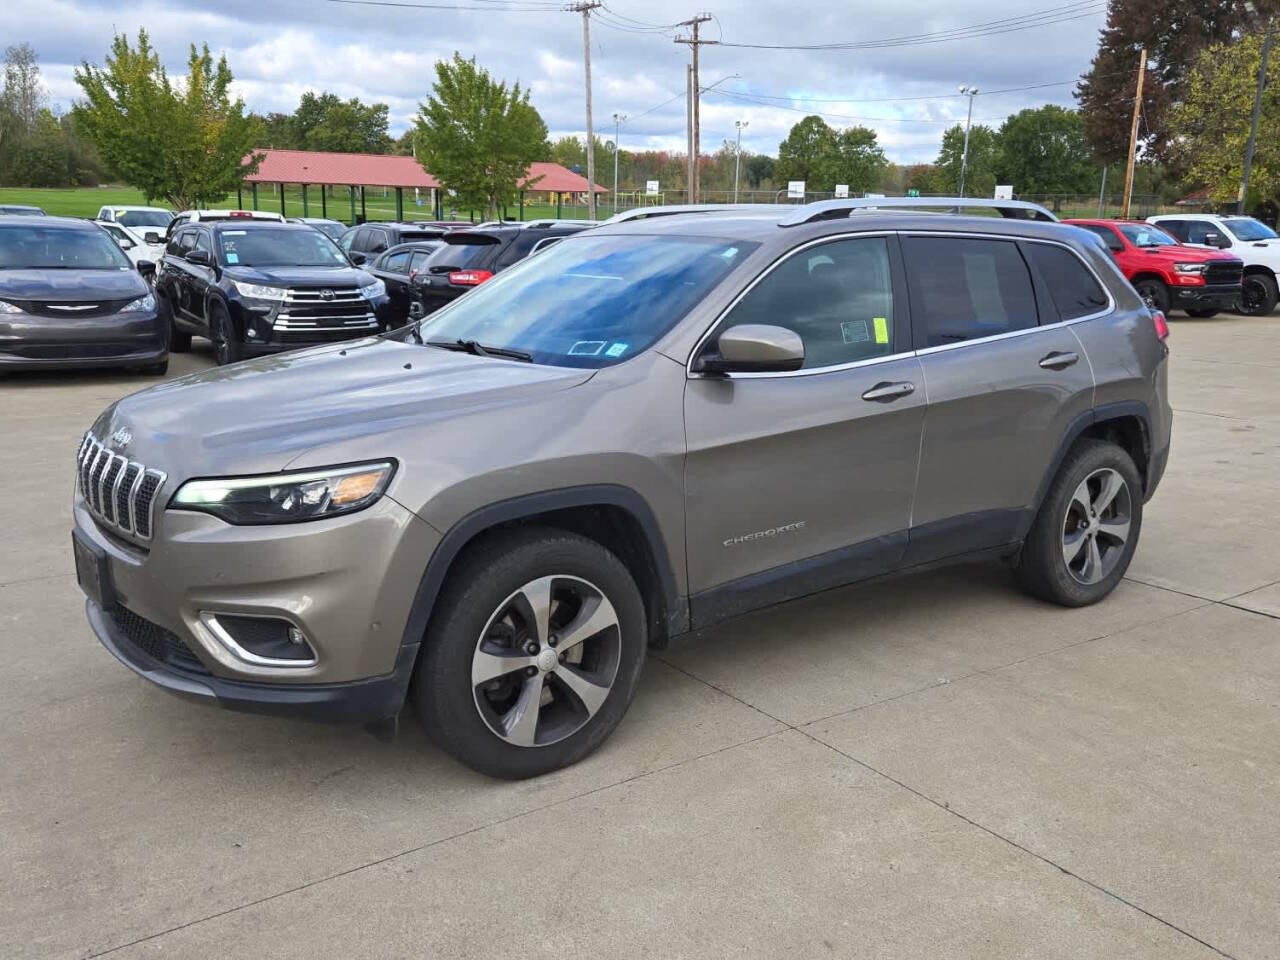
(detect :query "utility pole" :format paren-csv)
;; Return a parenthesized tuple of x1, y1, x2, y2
(675, 14, 714, 203)
(1097, 163, 1108, 217)
(957, 85, 979, 197)
(1120, 47, 1146, 220)
(568, 2, 602, 220)
(733, 120, 748, 203)
(686, 64, 694, 202)
(1240, 18, 1274, 215)
(612, 112, 625, 214)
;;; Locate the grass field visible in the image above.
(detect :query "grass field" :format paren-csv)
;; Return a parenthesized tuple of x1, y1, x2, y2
(0, 185, 597, 224)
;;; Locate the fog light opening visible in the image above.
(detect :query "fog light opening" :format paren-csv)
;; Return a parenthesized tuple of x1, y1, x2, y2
(199, 612, 318, 668)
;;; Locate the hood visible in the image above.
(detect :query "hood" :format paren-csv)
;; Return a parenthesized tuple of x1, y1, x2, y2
(223, 264, 373, 287)
(0, 267, 147, 301)
(1130, 246, 1239, 264)
(91, 335, 595, 477)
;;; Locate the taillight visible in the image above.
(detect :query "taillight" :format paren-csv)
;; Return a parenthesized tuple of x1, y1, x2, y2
(229, 210, 251, 218)
(448, 270, 493, 286)
(1152, 310, 1169, 342)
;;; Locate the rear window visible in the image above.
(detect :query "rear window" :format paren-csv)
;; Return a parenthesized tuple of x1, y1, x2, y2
(427, 242, 498, 271)
(1024, 243, 1109, 320)
(902, 236, 1039, 347)
(117, 210, 172, 228)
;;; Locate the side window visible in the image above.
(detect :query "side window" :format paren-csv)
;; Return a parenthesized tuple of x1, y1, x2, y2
(902, 236, 1038, 347)
(368, 227, 390, 253)
(383, 251, 411, 273)
(496, 233, 542, 268)
(1024, 243, 1110, 321)
(719, 236, 896, 369)
(1157, 219, 1189, 242)
(177, 230, 197, 254)
(409, 250, 433, 275)
(1080, 224, 1122, 251)
(1186, 221, 1227, 246)
(338, 229, 355, 253)
(192, 231, 211, 254)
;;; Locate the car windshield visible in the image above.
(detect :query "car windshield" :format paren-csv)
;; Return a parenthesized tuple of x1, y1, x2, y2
(117, 210, 172, 228)
(217, 228, 349, 267)
(313, 222, 346, 240)
(418, 233, 757, 368)
(0, 225, 132, 269)
(1118, 224, 1178, 248)
(1224, 218, 1279, 242)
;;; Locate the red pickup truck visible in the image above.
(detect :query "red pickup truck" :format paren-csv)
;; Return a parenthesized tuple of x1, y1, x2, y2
(1064, 218, 1243, 317)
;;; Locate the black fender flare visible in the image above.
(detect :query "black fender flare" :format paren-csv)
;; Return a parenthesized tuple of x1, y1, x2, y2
(398, 484, 688, 650)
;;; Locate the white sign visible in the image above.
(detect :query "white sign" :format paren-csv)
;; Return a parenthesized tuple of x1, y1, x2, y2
(645, 180, 660, 196)
(834, 184, 850, 198)
(787, 180, 806, 199)
(994, 185, 1014, 200)
(863, 193, 885, 199)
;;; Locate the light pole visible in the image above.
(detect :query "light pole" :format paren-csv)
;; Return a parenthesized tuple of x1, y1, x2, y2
(957, 84, 979, 198)
(612, 112, 626, 214)
(733, 120, 749, 203)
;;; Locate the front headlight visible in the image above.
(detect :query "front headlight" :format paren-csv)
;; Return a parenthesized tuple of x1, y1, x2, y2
(121, 293, 157, 313)
(0, 300, 24, 315)
(232, 280, 288, 301)
(359, 278, 387, 300)
(1174, 262, 1207, 275)
(170, 461, 395, 525)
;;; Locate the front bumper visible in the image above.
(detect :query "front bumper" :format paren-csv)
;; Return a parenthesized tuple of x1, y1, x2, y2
(0, 309, 166, 370)
(1171, 283, 1240, 311)
(87, 598, 418, 724)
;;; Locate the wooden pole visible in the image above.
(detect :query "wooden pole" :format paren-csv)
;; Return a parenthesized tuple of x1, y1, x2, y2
(1120, 48, 1146, 220)
(568, 3, 602, 221)
(676, 15, 714, 204)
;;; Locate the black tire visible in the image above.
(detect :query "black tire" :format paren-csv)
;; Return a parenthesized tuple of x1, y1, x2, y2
(209, 302, 243, 365)
(415, 527, 647, 779)
(1186, 309, 1219, 319)
(1237, 272, 1278, 317)
(1015, 439, 1143, 607)
(1132, 277, 1169, 314)
(139, 358, 169, 376)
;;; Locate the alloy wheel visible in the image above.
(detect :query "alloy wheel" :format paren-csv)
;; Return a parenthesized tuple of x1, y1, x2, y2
(212, 312, 230, 365)
(1240, 276, 1268, 314)
(1061, 467, 1132, 585)
(471, 575, 621, 748)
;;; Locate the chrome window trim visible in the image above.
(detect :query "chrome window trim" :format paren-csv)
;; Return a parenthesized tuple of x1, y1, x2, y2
(686, 229, 1116, 380)
(197, 611, 319, 670)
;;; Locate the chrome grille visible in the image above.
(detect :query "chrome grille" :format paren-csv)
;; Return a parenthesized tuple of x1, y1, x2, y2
(274, 286, 377, 332)
(76, 433, 166, 541)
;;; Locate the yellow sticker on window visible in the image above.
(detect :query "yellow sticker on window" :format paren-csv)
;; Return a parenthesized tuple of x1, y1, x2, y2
(873, 317, 889, 344)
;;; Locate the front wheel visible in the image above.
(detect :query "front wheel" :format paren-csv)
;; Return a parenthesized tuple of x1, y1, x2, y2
(1016, 439, 1143, 607)
(415, 528, 647, 779)
(1133, 278, 1169, 314)
(209, 303, 243, 366)
(1237, 273, 1278, 317)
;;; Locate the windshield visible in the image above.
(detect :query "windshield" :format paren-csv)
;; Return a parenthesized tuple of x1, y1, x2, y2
(117, 210, 172, 228)
(1118, 224, 1178, 248)
(0, 225, 132, 269)
(419, 233, 757, 368)
(313, 222, 347, 241)
(1224, 218, 1279, 242)
(217, 228, 350, 267)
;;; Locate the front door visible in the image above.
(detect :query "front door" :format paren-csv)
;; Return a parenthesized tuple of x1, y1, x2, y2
(684, 234, 925, 625)
(900, 234, 1099, 565)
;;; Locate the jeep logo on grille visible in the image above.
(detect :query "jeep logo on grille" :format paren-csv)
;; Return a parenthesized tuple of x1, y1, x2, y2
(110, 427, 132, 449)
(319, 289, 335, 301)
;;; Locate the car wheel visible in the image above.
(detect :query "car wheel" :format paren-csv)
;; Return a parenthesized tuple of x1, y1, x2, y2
(415, 527, 647, 779)
(139, 359, 169, 376)
(1237, 273, 1278, 317)
(209, 303, 243, 365)
(1186, 309, 1219, 319)
(1015, 439, 1143, 607)
(1133, 278, 1169, 314)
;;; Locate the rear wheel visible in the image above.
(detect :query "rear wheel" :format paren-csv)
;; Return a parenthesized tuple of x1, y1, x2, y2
(1237, 273, 1278, 317)
(1016, 439, 1143, 607)
(209, 302, 243, 365)
(415, 528, 647, 779)
(1133, 277, 1169, 314)
(1186, 308, 1219, 319)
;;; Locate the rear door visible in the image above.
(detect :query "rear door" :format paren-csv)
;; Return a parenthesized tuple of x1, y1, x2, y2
(683, 233, 925, 621)
(901, 233, 1099, 565)
(375, 249, 414, 319)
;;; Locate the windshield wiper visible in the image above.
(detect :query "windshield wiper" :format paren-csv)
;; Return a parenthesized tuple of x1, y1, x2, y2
(425, 337, 532, 362)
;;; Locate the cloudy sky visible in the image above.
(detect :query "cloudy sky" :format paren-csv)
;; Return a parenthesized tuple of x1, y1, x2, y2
(3, 0, 1108, 164)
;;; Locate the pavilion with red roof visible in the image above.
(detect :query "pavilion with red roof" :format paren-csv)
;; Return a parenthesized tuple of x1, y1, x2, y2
(239, 148, 603, 223)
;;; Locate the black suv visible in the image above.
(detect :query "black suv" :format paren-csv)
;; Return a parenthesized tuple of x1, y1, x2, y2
(411, 222, 590, 316)
(156, 221, 391, 365)
(338, 221, 464, 263)
(365, 241, 443, 327)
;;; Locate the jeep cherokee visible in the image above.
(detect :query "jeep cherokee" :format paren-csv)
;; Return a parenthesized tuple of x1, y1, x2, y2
(72, 198, 1171, 779)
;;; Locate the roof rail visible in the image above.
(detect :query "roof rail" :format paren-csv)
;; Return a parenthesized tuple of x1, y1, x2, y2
(779, 196, 1058, 226)
(601, 203, 780, 225)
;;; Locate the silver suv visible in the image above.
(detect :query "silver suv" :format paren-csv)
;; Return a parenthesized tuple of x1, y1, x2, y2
(72, 198, 1172, 778)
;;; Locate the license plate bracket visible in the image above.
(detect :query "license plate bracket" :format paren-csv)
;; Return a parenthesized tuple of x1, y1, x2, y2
(72, 530, 116, 609)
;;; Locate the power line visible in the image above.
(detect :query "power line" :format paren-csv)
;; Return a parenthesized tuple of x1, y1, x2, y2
(327, 0, 561, 10)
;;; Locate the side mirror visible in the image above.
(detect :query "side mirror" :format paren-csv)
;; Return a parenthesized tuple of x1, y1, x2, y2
(118, 237, 136, 250)
(694, 324, 805, 374)
(408, 301, 425, 320)
(350, 251, 368, 265)
(1205, 232, 1230, 248)
(136, 260, 156, 280)
(185, 248, 211, 266)
(144, 231, 162, 244)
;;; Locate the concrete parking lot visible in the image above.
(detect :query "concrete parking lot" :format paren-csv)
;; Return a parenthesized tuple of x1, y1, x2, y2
(3, 317, 1278, 960)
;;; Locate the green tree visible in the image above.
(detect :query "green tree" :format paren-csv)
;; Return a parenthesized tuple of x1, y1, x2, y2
(10, 109, 71, 186)
(816, 125, 887, 194)
(302, 95, 390, 153)
(74, 31, 261, 208)
(415, 53, 548, 218)
(932, 123, 998, 196)
(995, 105, 1096, 196)
(776, 115, 835, 187)
(744, 153, 775, 188)
(0, 43, 46, 181)
(1170, 32, 1280, 207)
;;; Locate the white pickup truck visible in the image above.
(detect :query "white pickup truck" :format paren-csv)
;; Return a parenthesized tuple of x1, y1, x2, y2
(1147, 213, 1280, 316)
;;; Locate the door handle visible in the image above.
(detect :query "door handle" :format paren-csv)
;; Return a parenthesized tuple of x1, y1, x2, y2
(861, 381, 916, 402)
(1039, 351, 1079, 370)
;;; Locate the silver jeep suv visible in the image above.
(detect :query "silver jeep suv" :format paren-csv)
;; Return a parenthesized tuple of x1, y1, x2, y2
(72, 198, 1172, 778)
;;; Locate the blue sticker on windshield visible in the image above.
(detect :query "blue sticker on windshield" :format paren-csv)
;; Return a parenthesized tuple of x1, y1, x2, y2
(568, 340, 606, 356)
(720, 246, 738, 259)
(225, 253, 239, 264)
(605, 342, 629, 358)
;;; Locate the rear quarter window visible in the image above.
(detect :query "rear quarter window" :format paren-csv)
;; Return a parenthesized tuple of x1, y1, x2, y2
(1024, 243, 1110, 320)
